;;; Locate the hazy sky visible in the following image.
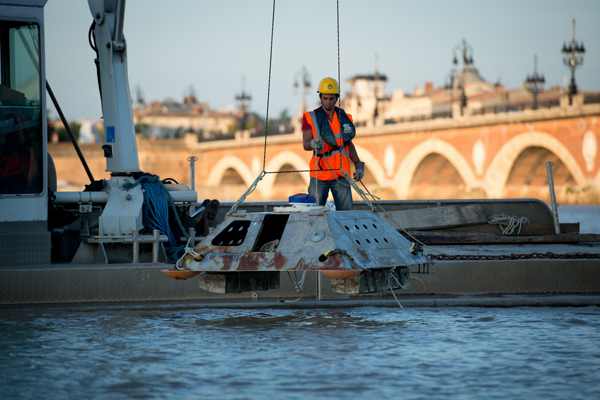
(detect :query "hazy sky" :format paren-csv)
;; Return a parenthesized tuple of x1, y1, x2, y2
(44, 0, 600, 122)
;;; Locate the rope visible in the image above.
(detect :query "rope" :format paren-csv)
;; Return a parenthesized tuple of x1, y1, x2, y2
(259, 239, 280, 252)
(385, 267, 406, 309)
(262, 0, 276, 171)
(488, 213, 530, 234)
(122, 175, 193, 263)
(288, 270, 307, 293)
(141, 182, 177, 246)
(175, 236, 203, 270)
(279, 270, 307, 303)
(123, 175, 189, 241)
(386, 266, 409, 290)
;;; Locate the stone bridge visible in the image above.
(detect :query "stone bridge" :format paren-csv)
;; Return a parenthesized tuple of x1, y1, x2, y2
(188, 99, 600, 204)
(49, 97, 600, 204)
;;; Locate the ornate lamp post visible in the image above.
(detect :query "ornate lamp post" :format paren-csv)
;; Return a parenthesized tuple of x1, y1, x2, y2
(443, 54, 458, 106)
(448, 39, 471, 116)
(562, 19, 585, 105)
(373, 53, 380, 121)
(294, 66, 311, 115)
(525, 54, 545, 110)
(235, 76, 251, 130)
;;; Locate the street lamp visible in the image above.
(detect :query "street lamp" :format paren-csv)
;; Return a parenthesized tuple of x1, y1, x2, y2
(449, 39, 471, 116)
(294, 66, 311, 115)
(373, 53, 380, 121)
(562, 19, 585, 105)
(235, 76, 252, 130)
(525, 54, 545, 110)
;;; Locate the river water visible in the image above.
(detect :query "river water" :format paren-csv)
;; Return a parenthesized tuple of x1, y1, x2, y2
(1, 205, 599, 399)
(1, 305, 599, 400)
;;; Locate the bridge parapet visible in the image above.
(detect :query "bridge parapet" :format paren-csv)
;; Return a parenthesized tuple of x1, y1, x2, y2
(188, 94, 600, 148)
(49, 94, 600, 205)
(192, 94, 600, 204)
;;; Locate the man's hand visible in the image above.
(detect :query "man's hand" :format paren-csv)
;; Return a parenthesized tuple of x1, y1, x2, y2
(309, 137, 323, 150)
(354, 161, 364, 182)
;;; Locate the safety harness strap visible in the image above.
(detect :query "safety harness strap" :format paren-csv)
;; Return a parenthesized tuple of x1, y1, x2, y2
(308, 111, 322, 142)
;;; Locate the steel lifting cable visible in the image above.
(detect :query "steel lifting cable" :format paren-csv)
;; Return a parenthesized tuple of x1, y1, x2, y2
(262, 0, 276, 172)
(338, 2, 446, 255)
(229, 1, 449, 262)
(315, 0, 341, 203)
(231, 0, 325, 212)
(337, 0, 341, 106)
(231, 0, 355, 213)
(333, 4, 448, 255)
(260, 0, 341, 177)
(316, 1, 447, 256)
(261, 0, 341, 173)
(228, 0, 275, 215)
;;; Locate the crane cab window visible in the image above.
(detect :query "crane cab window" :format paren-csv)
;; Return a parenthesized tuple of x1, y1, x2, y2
(0, 22, 43, 195)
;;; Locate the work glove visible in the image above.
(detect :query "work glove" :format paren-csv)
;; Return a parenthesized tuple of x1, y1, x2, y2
(354, 161, 365, 182)
(309, 137, 324, 151)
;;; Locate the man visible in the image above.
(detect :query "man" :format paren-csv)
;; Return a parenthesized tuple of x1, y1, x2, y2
(0, 111, 38, 194)
(302, 77, 364, 210)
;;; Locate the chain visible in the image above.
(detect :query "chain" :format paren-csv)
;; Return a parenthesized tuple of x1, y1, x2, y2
(429, 252, 600, 261)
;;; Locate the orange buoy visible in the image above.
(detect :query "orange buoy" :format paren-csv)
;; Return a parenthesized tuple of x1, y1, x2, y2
(320, 270, 361, 279)
(161, 270, 202, 280)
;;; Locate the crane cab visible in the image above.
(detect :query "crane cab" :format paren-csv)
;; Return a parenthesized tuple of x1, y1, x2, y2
(0, 1, 49, 267)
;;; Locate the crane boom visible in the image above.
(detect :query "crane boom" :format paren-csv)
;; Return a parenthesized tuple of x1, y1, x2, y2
(88, 0, 139, 173)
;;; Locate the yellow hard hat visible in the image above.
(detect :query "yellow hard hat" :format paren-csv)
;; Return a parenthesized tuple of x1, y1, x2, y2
(317, 77, 339, 94)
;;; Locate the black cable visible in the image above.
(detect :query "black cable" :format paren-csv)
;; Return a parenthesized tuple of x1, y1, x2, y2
(46, 81, 95, 184)
(88, 20, 103, 108)
(88, 21, 97, 52)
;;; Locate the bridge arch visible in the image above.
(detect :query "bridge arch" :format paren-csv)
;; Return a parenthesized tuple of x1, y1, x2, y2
(205, 155, 255, 188)
(262, 150, 311, 198)
(485, 131, 586, 198)
(354, 145, 389, 188)
(392, 138, 478, 199)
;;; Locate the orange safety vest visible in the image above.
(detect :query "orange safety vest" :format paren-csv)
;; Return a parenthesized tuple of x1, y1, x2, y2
(304, 109, 353, 181)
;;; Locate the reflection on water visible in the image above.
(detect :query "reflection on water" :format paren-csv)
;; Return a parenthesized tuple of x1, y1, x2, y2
(1, 306, 599, 399)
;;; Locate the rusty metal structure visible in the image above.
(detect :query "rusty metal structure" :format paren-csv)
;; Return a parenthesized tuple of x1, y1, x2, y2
(163, 204, 429, 295)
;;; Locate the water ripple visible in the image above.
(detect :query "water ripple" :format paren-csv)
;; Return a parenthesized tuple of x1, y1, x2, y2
(0, 306, 599, 399)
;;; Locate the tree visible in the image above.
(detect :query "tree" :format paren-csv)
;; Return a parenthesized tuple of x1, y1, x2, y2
(54, 121, 81, 142)
(278, 108, 290, 126)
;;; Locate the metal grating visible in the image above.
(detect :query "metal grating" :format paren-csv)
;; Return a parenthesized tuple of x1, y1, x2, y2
(0, 232, 51, 267)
